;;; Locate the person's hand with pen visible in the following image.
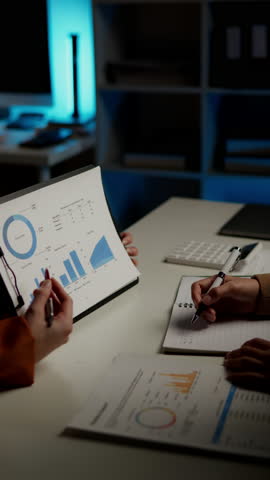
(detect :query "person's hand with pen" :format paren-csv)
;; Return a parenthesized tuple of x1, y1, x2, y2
(23, 231, 137, 364)
(25, 277, 73, 362)
(24, 231, 137, 364)
(191, 275, 260, 323)
(191, 273, 270, 393)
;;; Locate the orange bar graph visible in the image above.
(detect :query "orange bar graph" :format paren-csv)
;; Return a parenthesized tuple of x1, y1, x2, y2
(160, 371, 197, 394)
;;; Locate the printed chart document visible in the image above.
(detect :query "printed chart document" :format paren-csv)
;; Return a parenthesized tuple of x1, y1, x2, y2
(0, 167, 139, 319)
(162, 276, 270, 354)
(65, 353, 270, 460)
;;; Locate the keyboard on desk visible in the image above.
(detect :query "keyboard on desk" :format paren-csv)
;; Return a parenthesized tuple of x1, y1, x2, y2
(19, 128, 73, 149)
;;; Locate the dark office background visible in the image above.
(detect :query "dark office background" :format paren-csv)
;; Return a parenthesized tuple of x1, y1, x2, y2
(1, 0, 270, 232)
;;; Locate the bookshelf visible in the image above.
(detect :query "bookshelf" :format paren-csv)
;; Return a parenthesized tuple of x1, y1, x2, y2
(93, 0, 270, 229)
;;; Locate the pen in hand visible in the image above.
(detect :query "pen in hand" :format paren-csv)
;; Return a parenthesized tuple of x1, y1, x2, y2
(44, 268, 54, 328)
(191, 246, 242, 325)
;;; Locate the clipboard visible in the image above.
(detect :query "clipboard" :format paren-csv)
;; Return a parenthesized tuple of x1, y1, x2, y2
(0, 165, 139, 322)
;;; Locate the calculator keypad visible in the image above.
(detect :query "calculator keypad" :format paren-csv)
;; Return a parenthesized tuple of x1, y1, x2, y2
(165, 240, 233, 269)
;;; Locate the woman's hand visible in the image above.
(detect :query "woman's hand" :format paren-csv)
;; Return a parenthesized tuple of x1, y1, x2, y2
(224, 338, 270, 392)
(120, 231, 138, 266)
(25, 278, 73, 362)
(191, 275, 260, 323)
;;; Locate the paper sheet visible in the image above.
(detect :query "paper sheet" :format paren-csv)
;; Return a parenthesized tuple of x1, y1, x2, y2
(66, 353, 270, 460)
(0, 167, 139, 318)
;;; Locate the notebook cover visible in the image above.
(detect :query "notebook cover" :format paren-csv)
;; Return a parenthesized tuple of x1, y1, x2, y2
(218, 203, 270, 240)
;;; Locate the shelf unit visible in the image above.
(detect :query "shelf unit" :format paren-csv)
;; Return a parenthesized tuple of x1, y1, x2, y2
(93, 0, 270, 229)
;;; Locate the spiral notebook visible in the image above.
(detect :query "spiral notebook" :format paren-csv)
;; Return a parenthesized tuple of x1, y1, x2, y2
(162, 276, 270, 355)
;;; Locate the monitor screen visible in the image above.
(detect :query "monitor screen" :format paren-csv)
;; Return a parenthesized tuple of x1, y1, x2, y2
(0, 0, 52, 107)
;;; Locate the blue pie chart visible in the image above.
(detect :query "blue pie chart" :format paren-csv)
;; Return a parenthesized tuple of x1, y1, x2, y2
(2, 214, 37, 259)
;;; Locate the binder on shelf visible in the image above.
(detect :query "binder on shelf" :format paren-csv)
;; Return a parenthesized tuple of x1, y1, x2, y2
(226, 139, 270, 156)
(252, 24, 268, 59)
(0, 166, 140, 322)
(105, 60, 199, 87)
(122, 152, 186, 170)
(213, 97, 270, 172)
(210, 3, 270, 88)
(224, 156, 270, 174)
(224, 138, 270, 173)
(226, 26, 241, 60)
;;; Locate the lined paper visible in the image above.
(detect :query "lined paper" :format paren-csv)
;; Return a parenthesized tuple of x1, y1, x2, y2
(162, 276, 270, 354)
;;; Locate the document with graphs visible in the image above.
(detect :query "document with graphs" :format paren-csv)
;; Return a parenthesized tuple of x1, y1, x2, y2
(162, 276, 270, 354)
(66, 353, 270, 460)
(0, 166, 139, 320)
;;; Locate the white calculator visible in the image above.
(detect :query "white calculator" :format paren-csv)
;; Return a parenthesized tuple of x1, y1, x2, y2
(165, 240, 263, 270)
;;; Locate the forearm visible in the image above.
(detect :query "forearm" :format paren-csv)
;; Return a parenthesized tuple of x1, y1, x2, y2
(0, 316, 34, 390)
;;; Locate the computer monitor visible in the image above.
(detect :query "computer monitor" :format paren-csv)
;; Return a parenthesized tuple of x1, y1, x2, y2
(0, 0, 52, 107)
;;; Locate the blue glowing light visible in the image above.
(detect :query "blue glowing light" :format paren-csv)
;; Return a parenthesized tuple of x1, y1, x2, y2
(14, 0, 96, 121)
(47, 0, 96, 120)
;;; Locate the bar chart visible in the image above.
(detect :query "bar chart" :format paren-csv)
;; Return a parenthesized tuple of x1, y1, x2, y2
(34, 267, 46, 288)
(30, 238, 115, 296)
(30, 267, 46, 300)
(160, 371, 198, 394)
(59, 250, 86, 287)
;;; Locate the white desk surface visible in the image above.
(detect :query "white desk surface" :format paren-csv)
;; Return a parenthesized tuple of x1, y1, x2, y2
(1, 197, 269, 479)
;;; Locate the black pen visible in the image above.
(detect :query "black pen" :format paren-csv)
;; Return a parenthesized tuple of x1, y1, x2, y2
(191, 247, 242, 325)
(44, 268, 54, 327)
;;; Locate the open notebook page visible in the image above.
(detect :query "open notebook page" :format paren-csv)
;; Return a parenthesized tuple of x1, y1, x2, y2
(162, 276, 270, 354)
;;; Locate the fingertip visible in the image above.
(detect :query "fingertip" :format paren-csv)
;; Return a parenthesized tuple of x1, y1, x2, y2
(40, 279, 51, 289)
(203, 309, 216, 323)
